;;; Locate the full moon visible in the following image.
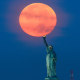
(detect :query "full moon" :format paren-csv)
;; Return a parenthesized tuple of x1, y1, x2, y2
(19, 3, 57, 37)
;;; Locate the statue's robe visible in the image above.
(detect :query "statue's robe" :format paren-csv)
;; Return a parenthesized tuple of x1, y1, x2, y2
(46, 46, 57, 77)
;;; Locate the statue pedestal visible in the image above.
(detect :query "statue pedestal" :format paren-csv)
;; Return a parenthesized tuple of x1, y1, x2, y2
(45, 77, 58, 80)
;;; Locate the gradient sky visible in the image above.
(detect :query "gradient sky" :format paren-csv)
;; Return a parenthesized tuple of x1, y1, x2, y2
(0, 0, 80, 80)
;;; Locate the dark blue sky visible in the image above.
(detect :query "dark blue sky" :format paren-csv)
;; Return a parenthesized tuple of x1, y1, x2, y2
(0, 0, 80, 80)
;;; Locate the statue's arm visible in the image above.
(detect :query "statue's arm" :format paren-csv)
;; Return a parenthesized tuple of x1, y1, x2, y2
(43, 36, 48, 48)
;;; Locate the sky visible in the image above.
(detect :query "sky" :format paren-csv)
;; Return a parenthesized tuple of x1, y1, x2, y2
(0, 0, 80, 80)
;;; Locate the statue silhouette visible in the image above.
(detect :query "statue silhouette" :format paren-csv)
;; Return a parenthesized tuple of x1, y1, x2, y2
(43, 36, 58, 80)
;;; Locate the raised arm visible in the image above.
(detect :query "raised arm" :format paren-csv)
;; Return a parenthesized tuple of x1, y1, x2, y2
(43, 36, 48, 48)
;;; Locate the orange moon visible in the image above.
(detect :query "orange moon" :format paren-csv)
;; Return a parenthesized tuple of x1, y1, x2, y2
(19, 3, 57, 37)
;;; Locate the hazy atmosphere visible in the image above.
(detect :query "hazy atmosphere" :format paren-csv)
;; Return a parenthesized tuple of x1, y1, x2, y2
(0, 0, 80, 80)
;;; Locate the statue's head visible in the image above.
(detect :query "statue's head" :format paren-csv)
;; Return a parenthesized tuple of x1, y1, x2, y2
(49, 45, 53, 50)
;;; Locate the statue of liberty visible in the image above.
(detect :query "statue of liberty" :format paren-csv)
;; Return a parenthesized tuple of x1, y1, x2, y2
(43, 36, 58, 80)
